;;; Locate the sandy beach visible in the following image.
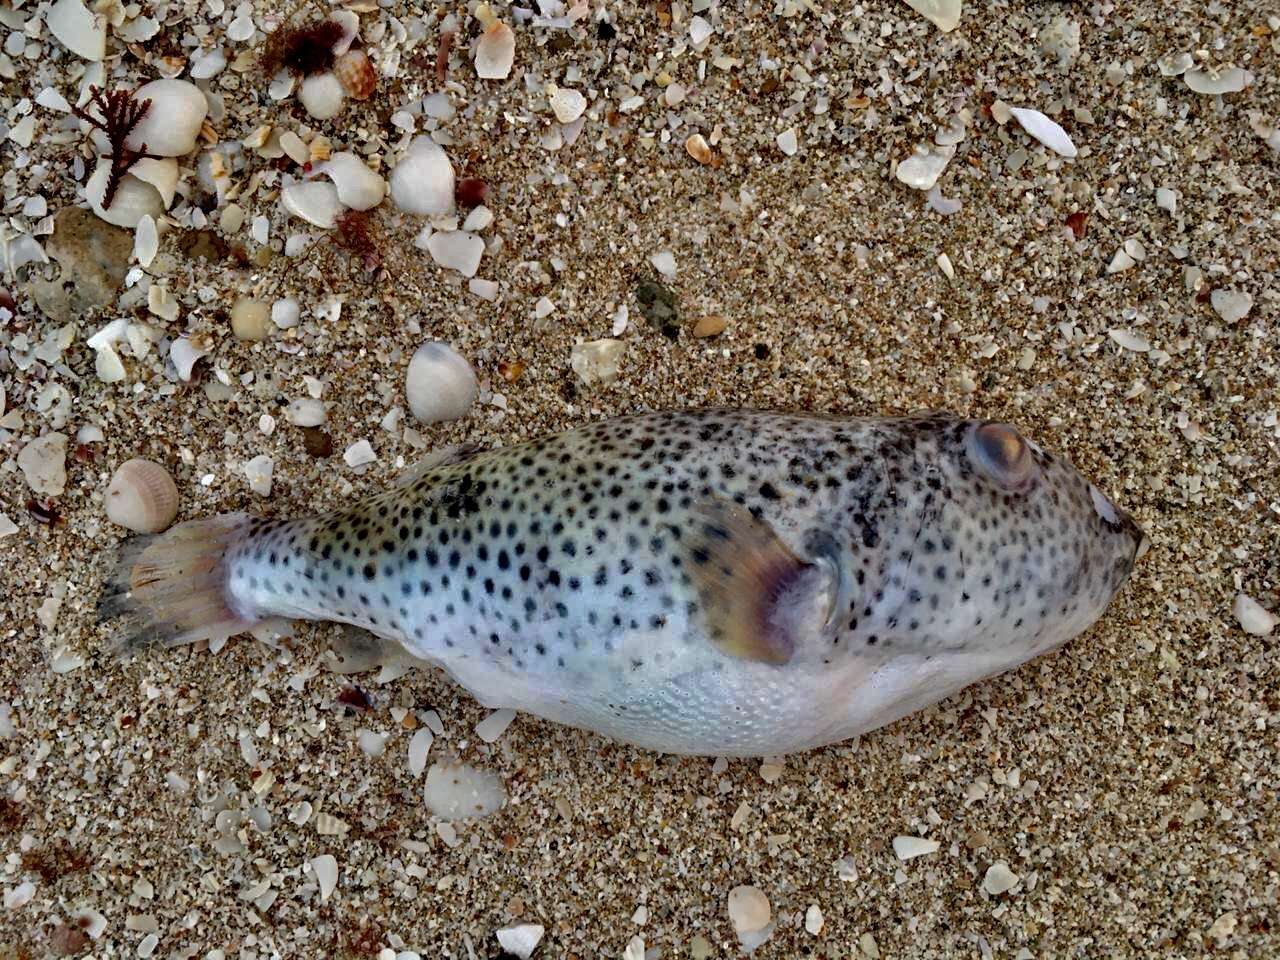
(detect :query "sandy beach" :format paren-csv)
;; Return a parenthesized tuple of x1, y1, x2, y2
(2, 0, 1278, 957)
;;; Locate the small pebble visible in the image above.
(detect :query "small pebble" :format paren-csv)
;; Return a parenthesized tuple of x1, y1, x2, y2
(804, 904, 824, 934)
(1233, 594, 1276, 636)
(244, 455, 274, 497)
(692, 315, 727, 338)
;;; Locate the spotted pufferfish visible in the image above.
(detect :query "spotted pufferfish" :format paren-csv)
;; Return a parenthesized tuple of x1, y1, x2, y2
(102, 409, 1146, 756)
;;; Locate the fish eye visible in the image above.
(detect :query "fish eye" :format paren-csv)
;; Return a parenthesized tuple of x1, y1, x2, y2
(971, 422, 1036, 490)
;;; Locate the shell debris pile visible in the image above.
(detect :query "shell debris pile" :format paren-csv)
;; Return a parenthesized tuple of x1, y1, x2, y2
(0, 0, 1277, 957)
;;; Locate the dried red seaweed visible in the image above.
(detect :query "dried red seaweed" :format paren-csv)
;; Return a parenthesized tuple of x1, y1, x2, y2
(70, 86, 156, 210)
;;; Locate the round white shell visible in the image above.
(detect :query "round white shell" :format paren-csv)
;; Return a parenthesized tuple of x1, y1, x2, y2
(86, 157, 165, 228)
(105, 458, 179, 533)
(549, 86, 587, 124)
(390, 137, 455, 216)
(280, 180, 343, 229)
(406, 341, 477, 424)
(47, 0, 106, 61)
(299, 71, 346, 120)
(124, 80, 208, 156)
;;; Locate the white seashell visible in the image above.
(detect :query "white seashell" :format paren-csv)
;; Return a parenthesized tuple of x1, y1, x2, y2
(190, 47, 228, 80)
(298, 72, 346, 120)
(776, 127, 798, 156)
(407, 728, 433, 777)
(1184, 66, 1248, 96)
(426, 230, 485, 277)
(245, 455, 276, 499)
(982, 862, 1021, 895)
(357, 729, 387, 757)
(105, 458, 179, 533)
(1210, 288, 1252, 323)
(549, 86, 587, 124)
(689, 15, 714, 47)
(1233, 594, 1276, 636)
(925, 185, 962, 215)
(469, 277, 499, 300)
(1009, 107, 1077, 158)
(281, 180, 343, 229)
(423, 761, 506, 820)
(286, 397, 327, 427)
(475, 20, 516, 80)
(902, 0, 961, 32)
(134, 214, 159, 268)
(895, 142, 956, 191)
(3, 881, 36, 911)
(462, 205, 493, 232)
(805, 905, 824, 935)
(406, 341, 478, 424)
(18, 433, 69, 497)
(343, 439, 377, 468)
(308, 855, 338, 901)
(130, 157, 179, 207)
(1155, 187, 1177, 213)
(649, 250, 677, 279)
(330, 10, 359, 55)
(1158, 52, 1193, 77)
(95, 344, 127, 382)
(169, 336, 208, 381)
(123, 80, 208, 156)
(893, 835, 940, 859)
(727, 885, 771, 934)
(47, 0, 106, 61)
(86, 158, 164, 228)
(1107, 247, 1136, 274)
(495, 924, 545, 960)
(317, 152, 385, 211)
(390, 137, 455, 215)
(272, 298, 301, 329)
(571, 339, 626, 386)
(475, 708, 516, 743)
(1108, 329, 1150, 353)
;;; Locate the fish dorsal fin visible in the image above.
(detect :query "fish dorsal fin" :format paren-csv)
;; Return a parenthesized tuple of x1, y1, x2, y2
(395, 442, 488, 487)
(684, 501, 834, 666)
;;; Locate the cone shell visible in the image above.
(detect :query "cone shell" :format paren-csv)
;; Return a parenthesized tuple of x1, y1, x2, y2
(105, 458, 180, 533)
(334, 49, 376, 100)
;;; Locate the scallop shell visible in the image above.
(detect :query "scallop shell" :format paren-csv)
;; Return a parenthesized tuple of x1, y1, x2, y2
(334, 49, 375, 100)
(105, 458, 179, 533)
(123, 79, 208, 156)
(475, 20, 516, 80)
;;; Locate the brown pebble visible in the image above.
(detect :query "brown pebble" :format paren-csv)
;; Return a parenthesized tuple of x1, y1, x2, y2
(456, 177, 489, 209)
(302, 427, 334, 457)
(692, 315, 727, 338)
(50, 923, 90, 956)
(498, 359, 525, 383)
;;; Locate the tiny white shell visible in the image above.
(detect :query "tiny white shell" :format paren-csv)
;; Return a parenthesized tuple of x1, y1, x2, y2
(390, 137, 455, 216)
(124, 80, 209, 156)
(130, 157, 179, 207)
(406, 342, 478, 424)
(1009, 107, 1078, 158)
(298, 72, 346, 120)
(329, 10, 359, 54)
(1184, 66, 1248, 96)
(1233, 594, 1276, 636)
(280, 180, 343, 229)
(170, 337, 208, 381)
(47, 0, 106, 61)
(475, 20, 516, 80)
(495, 924, 545, 960)
(134, 214, 159, 267)
(105, 458, 180, 533)
(549, 86, 587, 124)
(423, 761, 505, 820)
(426, 230, 484, 277)
(895, 142, 956, 191)
(308, 854, 338, 901)
(727, 885, 771, 934)
(317, 152, 385, 211)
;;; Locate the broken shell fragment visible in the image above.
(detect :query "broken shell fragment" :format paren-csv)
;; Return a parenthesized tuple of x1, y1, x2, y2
(124, 80, 208, 156)
(895, 142, 957, 191)
(1184, 66, 1248, 96)
(902, 0, 961, 32)
(475, 20, 516, 80)
(281, 180, 343, 229)
(1008, 107, 1078, 158)
(549, 86, 587, 124)
(317, 152, 386, 211)
(105, 458, 179, 533)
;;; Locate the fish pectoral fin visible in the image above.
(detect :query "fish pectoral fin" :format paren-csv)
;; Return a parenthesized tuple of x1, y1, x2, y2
(395, 442, 488, 487)
(684, 500, 835, 666)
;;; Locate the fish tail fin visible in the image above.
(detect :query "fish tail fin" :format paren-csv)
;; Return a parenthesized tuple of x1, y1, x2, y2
(98, 512, 260, 656)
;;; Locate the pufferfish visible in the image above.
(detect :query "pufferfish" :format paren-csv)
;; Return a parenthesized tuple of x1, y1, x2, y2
(102, 409, 1146, 757)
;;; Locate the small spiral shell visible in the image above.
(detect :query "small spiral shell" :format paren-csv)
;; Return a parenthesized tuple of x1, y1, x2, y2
(334, 49, 376, 100)
(105, 458, 179, 533)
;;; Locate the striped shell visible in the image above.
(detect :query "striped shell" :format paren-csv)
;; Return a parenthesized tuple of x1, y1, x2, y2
(334, 49, 375, 100)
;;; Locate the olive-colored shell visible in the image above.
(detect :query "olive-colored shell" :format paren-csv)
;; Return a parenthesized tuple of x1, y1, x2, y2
(334, 49, 376, 100)
(105, 458, 179, 533)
